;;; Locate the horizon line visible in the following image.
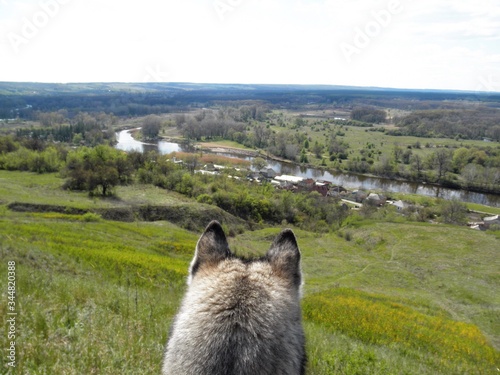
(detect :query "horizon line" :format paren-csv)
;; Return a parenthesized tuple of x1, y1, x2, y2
(1, 80, 499, 95)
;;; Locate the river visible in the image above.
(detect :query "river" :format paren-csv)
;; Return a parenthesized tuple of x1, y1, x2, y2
(115, 129, 500, 207)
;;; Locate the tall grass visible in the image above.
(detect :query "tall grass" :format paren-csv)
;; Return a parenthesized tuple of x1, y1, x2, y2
(0, 212, 196, 374)
(1, 211, 499, 374)
(303, 288, 499, 374)
(0, 246, 180, 374)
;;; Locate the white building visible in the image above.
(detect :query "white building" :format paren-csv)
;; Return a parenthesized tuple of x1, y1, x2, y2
(274, 175, 304, 184)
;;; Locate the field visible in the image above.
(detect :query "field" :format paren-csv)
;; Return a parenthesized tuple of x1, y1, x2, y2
(1, 171, 499, 374)
(269, 110, 495, 168)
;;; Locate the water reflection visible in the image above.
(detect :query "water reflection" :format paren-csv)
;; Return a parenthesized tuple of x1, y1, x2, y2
(116, 128, 182, 154)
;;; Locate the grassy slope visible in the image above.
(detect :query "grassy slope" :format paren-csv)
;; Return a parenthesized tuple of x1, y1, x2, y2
(0, 171, 499, 374)
(0, 171, 194, 209)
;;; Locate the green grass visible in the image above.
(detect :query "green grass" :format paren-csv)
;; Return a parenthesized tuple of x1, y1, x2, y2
(198, 139, 255, 151)
(0, 211, 195, 374)
(1, 212, 498, 374)
(465, 202, 500, 215)
(0, 171, 499, 374)
(268, 111, 499, 173)
(304, 289, 498, 374)
(0, 170, 194, 208)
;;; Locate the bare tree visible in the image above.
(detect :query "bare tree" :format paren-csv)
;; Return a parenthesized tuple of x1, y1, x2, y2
(432, 149, 453, 181)
(253, 123, 268, 148)
(410, 154, 424, 179)
(142, 115, 162, 139)
(461, 163, 482, 188)
(392, 144, 404, 163)
(440, 199, 467, 224)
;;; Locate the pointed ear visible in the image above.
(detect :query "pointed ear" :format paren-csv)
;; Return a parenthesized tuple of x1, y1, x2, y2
(266, 229, 302, 287)
(189, 221, 231, 281)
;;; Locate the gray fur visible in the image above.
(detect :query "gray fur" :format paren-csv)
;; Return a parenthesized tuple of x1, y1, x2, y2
(162, 221, 306, 375)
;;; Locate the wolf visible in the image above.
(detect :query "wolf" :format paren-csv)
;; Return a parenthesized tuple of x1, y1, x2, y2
(162, 220, 306, 375)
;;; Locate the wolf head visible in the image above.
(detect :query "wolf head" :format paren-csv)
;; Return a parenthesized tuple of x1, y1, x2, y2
(162, 221, 306, 375)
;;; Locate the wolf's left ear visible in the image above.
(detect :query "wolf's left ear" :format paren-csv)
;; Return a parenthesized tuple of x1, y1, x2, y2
(267, 229, 302, 287)
(189, 221, 231, 282)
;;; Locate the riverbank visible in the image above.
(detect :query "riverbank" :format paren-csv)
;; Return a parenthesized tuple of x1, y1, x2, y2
(115, 129, 500, 207)
(195, 142, 259, 157)
(198, 141, 500, 200)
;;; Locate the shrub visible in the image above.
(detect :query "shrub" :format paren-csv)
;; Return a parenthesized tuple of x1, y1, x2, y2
(82, 212, 102, 222)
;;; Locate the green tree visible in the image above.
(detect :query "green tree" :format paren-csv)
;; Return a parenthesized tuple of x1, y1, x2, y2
(252, 157, 267, 171)
(300, 149, 309, 163)
(312, 141, 323, 158)
(63, 145, 130, 196)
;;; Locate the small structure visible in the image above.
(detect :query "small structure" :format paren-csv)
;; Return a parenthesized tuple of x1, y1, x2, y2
(196, 169, 218, 176)
(205, 163, 226, 172)
(259, 168, 278, 179)
(298, 178, 315, 189)
(366, 193, 386, 206)
(483, 215, 500, 230)
(468, 215, 499, 231)
(247, 172, 261, 182)
(274, 175, 304, 184)
(388, 200, 407, 211)
(327, 185, 347, 197)
(312, 181, 330, 197)
(350, 190, 367, 203)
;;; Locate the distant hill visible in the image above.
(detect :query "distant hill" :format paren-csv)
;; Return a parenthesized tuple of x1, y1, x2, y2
(1, 81, 500, 118)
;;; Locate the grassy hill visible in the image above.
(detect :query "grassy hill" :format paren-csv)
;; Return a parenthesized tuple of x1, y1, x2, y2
(0, 171, 499, 374)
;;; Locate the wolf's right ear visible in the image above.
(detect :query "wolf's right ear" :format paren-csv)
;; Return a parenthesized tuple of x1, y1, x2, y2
(189, 221, 231, 282)
(266, 229, 302, 288)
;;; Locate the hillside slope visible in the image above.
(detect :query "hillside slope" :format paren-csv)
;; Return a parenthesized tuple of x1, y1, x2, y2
(0, 171, 498, 374)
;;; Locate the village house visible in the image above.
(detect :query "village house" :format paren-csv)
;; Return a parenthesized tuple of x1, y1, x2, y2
(259, 168, 278, 180)
(204, 163, 226, 172)
(349, 190, 368, 203)
(327, 185, 347, 197)
(388, 200, 408, 211)
(366, 193, 386, 206)
(312, 181, 331, 197)
(274, 175, 304, 185)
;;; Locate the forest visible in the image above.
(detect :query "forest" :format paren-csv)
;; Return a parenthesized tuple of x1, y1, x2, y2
(2, 82, 500, 119)
(393, 107, 500, 140)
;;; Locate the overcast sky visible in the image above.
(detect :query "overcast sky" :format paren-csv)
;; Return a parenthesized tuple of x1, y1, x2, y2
(1, 0, 500, 91)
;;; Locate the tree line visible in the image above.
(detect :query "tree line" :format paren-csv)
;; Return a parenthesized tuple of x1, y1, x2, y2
(345, 142, 500, 193)
(1, 135, 478, 229)
(14, 111, 117, 146)
(392, 108, 500, 141)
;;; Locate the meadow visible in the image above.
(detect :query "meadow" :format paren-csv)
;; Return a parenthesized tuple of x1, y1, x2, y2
(269, 110, 496, 166)
(0, 170, 498, 374)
